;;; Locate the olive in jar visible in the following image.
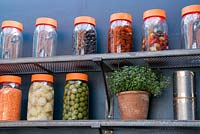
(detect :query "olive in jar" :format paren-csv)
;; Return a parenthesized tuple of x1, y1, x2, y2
(62, 73, 89, 120)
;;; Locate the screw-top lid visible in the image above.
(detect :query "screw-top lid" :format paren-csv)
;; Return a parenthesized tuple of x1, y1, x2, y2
(31, 74, 53, 83)
(182, 5, 200, 17)
(143, 9, 166, 20)
(66, 73, 88, 81)
(110, 13, 132, 23)
(74, 16, 96, 26)
(0, 75, 22, 85)
(36, 17, 57, 28)
(1, 20, 23, 31)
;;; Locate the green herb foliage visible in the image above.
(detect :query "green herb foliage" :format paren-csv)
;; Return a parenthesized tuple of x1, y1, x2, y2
(108, 66, 169, 96)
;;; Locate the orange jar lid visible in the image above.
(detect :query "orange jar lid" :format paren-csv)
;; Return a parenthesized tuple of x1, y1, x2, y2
(1, 20, 23, 31)
(36, 17, 57, 28)
(143, 9, 166, 20)
(0, 75, 22, 85)
(31, 74, 53, 83)
(66, 73, 88, 81)
(182, 5, 200, 17)
(110, 13, 132, 23)
(74, 16, 96, 26)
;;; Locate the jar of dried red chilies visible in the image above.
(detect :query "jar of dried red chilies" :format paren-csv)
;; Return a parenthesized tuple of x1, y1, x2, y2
(181, 5, 200, 49)
(108, 13, 133, 53)
(142, 9, 169, 51)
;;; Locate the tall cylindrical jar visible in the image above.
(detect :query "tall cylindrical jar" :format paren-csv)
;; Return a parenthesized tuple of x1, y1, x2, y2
(0, 20, 23, 59)
(33, 17, 57, 57)
(0, 75, 22, 120)
(73, 16, 97, 55)
(173, 71, 195, 120)
(142, 9, 169, 51)
(62, 73, 89, 120)
(27, 74, 54, 120)
(181, 5, 200, 49)
(108, 13, 133, 53)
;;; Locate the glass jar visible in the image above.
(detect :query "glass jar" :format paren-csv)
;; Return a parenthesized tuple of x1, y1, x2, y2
(73, 16, 97, 55)
(0, 75, 22, 120)
(0, 20, 23, 59)
(142, 9, 169, 51)
(27, 74, 54, 120)
(33, 17, 57, 57)
(108, 13, 133, 53)
(62, 73, 89, 120)
(181, 5, 200, 49)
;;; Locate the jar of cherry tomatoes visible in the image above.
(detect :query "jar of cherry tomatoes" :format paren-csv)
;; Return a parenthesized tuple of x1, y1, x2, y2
(142, 9, 169, 51)
(181, 5, 200, 49)
(108, 13, 133, 53)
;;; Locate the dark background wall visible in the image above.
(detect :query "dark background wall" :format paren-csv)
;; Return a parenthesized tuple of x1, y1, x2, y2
(0, 0, 199, 120)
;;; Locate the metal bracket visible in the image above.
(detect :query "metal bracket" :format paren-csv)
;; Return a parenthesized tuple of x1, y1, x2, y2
(93, 58, 114, 134)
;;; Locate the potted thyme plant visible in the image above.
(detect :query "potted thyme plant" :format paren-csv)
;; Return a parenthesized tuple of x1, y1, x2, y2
(108, 66, 169, 119)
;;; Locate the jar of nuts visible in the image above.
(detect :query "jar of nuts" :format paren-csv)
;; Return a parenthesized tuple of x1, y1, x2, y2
(108, 13, 133, 53)
(142, 9, 169, 51)
(63, 73, 89, 120)
(27, 74, 54, 120)
(73, 16, 97, 55)
(181, 5, 200, 49)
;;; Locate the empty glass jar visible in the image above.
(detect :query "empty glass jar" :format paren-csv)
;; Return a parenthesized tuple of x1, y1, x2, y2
(181, 5, 200, 49)
(62, 73, 89, 120)
(73, 16, 97, 55)
(108, 13, 133, 53)
(27, 74, 54, 120)
(142, 9, 169, 51)
(0, 75, 22, 120)
(33, 17, 57, 57)
(0, 20, 23, 59)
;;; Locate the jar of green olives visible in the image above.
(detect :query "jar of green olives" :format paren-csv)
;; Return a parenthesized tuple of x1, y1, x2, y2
(62, 73, 89, 120)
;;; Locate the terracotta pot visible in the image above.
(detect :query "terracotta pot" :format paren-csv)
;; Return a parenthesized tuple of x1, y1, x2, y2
(117, 91, 150, 120)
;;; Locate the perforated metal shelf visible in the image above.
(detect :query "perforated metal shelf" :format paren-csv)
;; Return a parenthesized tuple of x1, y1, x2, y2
(0, 120, 200, 128)
(102, 49, 200, 70)
(0, 49, 199, 74)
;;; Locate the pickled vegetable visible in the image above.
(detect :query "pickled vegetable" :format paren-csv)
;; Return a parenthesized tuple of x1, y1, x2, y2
(63, 80, 89, 120)
(27, 82, 54, 120)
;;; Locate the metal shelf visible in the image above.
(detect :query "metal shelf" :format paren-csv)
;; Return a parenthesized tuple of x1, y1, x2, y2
(0, 120, 200, 128)
(0, 49, 200, 74)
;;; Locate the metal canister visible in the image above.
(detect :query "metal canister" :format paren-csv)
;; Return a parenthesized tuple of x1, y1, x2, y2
(173, 70, 195, 120)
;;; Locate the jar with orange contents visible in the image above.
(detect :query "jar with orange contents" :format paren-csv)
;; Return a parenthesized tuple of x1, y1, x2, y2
(142, 9, 169, 51)
(0, 75, 22, 120)
(108, 13, 133, 53)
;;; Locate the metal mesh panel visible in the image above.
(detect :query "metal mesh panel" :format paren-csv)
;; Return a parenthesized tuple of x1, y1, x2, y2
(0, 63, 46, 74)
(104, 55, 200, 70)
(38, 60, 101, 73)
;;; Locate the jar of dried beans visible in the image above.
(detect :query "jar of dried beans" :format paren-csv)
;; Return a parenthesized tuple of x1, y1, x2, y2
(108, 13, 133, 53)
(142, 9, 169, 51)
(0, 75, 22, 120)
(62, 73, 89, 120)
(181, 5, 200, 49)
(27, 74, 54, 120)
(73, 16, 97, 55)
(33, 17, 57, 57)
(0, 20, 23, 59)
